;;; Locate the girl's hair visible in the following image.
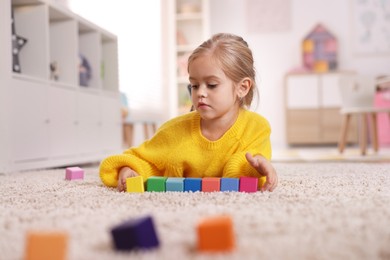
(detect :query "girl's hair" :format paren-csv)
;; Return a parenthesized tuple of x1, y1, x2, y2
(187, 33, 257, 108)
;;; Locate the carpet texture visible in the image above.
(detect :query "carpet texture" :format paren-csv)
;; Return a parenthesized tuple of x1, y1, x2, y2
(1, 163, 390, 260)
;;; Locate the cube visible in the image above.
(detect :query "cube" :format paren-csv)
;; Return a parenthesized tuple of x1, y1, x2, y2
(184, 178, 202, 192)
(197, 215, 235, 252)
(147, 176, 167, 192)
(259, 176, 267, 189)
(220, 178, 239, 192)
(126, 176, 145, 193)
(25, 231, 68, 260)
(239, 177, 258, 193)
(111, 215, 159, 251)
(166, 178, 185, 192)
(65, 167, 84, 180)
(202, 177, 220, 192)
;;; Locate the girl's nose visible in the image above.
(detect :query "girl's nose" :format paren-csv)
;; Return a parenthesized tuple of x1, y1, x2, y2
(197, 85, 207, 98)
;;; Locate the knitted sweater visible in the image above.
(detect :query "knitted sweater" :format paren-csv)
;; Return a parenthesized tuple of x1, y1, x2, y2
(99, 109, 271, 188)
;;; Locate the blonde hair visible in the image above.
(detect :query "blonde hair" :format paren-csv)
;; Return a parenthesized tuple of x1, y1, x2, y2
(187, 33, 257, 108)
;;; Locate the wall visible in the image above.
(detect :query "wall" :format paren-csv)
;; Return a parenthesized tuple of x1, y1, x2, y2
(209, 0, 390, 148)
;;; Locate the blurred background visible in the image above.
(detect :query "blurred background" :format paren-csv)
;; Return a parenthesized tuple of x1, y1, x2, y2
(68, 0, 390, 148)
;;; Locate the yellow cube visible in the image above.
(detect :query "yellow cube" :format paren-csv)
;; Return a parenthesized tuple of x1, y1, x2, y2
(302, 39, 314, 52)
(126, 176, 145, 193)
(258, 176, 267, 189)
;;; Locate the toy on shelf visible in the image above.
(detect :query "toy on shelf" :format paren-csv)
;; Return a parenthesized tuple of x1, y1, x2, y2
(302, 23, 338, 73)
(11, 8, 28, 73)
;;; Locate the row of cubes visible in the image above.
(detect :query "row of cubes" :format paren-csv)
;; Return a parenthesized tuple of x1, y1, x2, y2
(126, 176, 266, 193)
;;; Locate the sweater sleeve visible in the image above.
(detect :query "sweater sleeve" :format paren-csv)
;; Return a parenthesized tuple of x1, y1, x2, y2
(99, 153, 159, 188)
(222, 115, 271, 188)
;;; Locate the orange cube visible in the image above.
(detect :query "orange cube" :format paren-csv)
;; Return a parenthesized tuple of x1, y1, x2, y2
(25, 231, 68, 260)
(197, 215, 235, 252)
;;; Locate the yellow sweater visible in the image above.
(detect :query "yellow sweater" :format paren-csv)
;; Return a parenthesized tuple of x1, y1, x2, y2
(99, 109, 271, 188)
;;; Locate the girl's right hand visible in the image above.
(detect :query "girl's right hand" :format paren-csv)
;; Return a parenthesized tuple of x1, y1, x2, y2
(117, 167, 139, 192)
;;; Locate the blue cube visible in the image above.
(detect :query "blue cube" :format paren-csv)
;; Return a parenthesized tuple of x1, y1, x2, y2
(166, 178, 185, 192)
(220, 178, 239, 192)
(184, 178, 202, 192)
(111, 215, 159, 251)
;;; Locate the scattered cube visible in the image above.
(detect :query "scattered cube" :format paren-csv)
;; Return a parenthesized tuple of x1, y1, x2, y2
(126, 176, 145, 193)
(184, 178, 202, 192)
(258, 176, 267, 189)
(25, 231, 68, 260)
(147, 176, 167, 192)
(111, 215, 159, 251)
(65, 167, 84, 180)
(166, 178, 185, 192)
(202, 177, 220, 192)
(239, 177, 258, 193)
(197, 215, 235, 252)
(220, 178, 239, 192)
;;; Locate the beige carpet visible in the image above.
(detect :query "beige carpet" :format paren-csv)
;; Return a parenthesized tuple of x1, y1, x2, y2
(1, 163, 390, 260)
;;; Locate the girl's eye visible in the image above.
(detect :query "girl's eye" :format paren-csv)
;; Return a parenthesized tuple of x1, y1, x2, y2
(190, 84, 199, 90)
(207, 84, 217, 89)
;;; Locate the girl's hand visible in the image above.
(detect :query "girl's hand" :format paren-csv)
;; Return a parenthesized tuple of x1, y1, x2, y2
(245, 153, 278, 192)
(117, 167, 139, 192)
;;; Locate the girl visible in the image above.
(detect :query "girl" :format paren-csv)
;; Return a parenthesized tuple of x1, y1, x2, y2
(100, 33, 278, 192)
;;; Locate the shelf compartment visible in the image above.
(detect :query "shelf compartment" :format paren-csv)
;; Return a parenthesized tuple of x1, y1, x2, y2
(13, 3, 49, 79)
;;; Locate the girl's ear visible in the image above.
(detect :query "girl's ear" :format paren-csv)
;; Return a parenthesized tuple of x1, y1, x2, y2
(237, 77, 252, 97)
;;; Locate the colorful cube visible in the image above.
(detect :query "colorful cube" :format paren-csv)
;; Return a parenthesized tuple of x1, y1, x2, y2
(111, 215, 159, 251)
(220, 178, 239, 192)
(147, 176, 167, 192)
(202, 177, 220, 192)
(25, 231, 68, 260)
(184, 178, 202, 192)
(126, 176, 145, 193)
(65, 167, 84, 180)
(166, 178, 185, 192)
(239, 177, 258, 193)
(197, 215, 235, 252)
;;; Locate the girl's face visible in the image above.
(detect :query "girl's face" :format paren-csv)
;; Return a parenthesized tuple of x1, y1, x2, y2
(188, 54, 240, 121)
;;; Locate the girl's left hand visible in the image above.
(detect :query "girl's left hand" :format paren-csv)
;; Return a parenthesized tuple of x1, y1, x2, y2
(245, 153, 278, 192)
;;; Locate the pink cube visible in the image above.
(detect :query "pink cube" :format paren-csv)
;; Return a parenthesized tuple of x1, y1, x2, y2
(65, 167, 84, 180)
(239, 177, 258, 193)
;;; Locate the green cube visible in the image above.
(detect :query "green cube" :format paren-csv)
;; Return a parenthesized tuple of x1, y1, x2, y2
(147, 176, 167, 192)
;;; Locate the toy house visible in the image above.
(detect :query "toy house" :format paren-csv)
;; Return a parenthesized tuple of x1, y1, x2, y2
(302, 23, 338, 72)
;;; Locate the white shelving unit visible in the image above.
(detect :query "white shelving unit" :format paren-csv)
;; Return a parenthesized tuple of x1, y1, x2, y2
(284, 71, 358, 145)
(0, 0, 121, 172)
(161, 0, 210, 116)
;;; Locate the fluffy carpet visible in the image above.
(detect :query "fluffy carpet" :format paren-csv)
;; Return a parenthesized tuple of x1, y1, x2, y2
(1, 162, 390, 260)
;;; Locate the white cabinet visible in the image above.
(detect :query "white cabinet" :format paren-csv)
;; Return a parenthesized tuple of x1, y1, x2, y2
(0, 0, 121, 172)
(10, 78, 50, 162)
(161, 0, 210, 116)
(285, 72, 358, 145)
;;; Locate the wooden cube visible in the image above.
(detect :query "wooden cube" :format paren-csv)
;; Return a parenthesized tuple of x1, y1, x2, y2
(147, 176, 167, 192)
(65, 167, 84, 180)
(25, 231, 68, 260)
(239, 177, 258, 193)
(126, 176, 145, 193)
(166, 178, 185, 192)
(220, 178, 239, 192)
(197, 215, 235, 252)
(111, 215, 159, 251)
(202, 177, 220, 192)
(184, 178, 202, 192)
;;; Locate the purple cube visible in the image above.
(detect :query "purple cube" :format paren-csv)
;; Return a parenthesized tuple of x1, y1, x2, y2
(111, 215, 159, 251)
(65, 167, 84, 180)
(239, 177, 258, 193)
